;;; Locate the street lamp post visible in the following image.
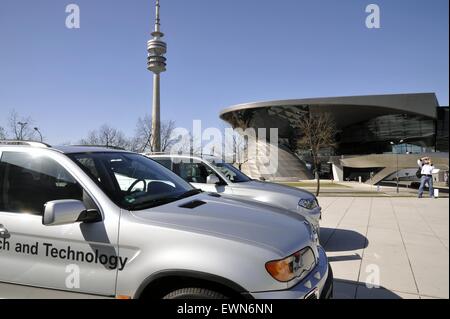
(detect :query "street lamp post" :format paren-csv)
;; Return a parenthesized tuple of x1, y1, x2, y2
(34, 127, 43, 142)
(390, 139, 404, 194)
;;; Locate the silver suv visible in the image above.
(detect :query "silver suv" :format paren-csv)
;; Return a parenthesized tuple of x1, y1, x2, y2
(0, 141, 332, 299)
(148, 154, 322, 234)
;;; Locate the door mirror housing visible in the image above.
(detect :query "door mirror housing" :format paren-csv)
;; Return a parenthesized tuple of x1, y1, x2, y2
(259, 177, 267, 182)
(206, 174, 220, 185)
(43, 200, 101, 226)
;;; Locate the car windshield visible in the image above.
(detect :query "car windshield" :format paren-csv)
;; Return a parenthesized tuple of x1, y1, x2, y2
(209, 161, 251, 183)
(68, 152, 199, 210)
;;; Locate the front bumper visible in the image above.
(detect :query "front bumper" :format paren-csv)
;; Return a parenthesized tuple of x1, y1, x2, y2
(250, 246, 333, 299)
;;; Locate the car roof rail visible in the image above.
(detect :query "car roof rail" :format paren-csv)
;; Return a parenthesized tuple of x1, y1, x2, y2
(0, 140, 51, 148)
(145, 152, 171, 155)
(71, 144, 126, 151)
(146, 152, 214, 157)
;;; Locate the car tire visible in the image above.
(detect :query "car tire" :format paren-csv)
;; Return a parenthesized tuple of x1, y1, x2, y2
(163, 287, 228, 299)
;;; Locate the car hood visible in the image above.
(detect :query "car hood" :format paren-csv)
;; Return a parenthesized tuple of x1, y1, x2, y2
(131, 193, 315, 256)
(234, 180, 316, 199)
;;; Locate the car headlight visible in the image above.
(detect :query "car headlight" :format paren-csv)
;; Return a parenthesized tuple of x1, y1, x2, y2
(265, 247, 316, 282)
(298, 198, 318, 210)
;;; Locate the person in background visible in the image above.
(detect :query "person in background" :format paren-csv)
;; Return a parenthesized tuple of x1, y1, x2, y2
(445, 171, 449, 187)
(417, 157, 435, 198)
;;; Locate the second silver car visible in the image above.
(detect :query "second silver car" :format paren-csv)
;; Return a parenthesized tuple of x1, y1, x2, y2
(148, 154, 322, 234)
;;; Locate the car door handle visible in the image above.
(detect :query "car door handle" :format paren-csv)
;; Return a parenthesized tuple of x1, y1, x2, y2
(0, 224, 10, 238)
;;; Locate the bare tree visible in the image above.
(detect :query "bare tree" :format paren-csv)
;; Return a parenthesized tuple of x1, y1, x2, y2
(131, 115, 152, 152)
(218, 123, 247, 168)
(186, 132, 203, 156)
(0, 126, 6, 140)
(167, 130, 203, 156)
(231, 131, 250, 170)
(8, 110, 36, 141)
(296, 113, 337, 196)
(167, 132, 203, 156)
(160, 120, 177, 152)
(132, 115, 177, 153)
(80, 124, 129, 149)
(79, 117, 177, 153)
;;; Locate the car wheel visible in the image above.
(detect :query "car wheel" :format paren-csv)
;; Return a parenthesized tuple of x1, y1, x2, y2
(163, 287, 228, 299)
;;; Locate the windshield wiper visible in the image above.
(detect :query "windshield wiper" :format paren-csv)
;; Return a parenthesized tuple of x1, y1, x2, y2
(127, 189, 203, 211)
(128, 197, 177, 210)
(175, 189, 203, 200)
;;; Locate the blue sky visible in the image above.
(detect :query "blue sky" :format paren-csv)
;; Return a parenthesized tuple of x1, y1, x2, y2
(0, 0, 448, 144)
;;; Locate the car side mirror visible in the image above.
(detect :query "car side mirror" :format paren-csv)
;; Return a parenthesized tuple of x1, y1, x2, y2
(43, 200, 101, 226)
(207, 174, 220, 185)
(259, 177, 266, 182)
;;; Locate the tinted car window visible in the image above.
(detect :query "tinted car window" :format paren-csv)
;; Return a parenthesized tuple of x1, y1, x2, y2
(0, 152, 83, 215)
(69, 152, 195, 210)
(173, 162, 215, 184)
(154, 158, 173, 170)
(209, 162, 251, 183)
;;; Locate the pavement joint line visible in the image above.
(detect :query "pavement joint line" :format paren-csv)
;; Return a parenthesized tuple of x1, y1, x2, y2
(323, 197, 356, 248)
(412, 202, 449, 252)
(389, 198, 421, 296)
(355, 197, 373, 299)
(418, 294, 445, 299)
(333, 278, 432, 299)
(320, 197, 339, 212)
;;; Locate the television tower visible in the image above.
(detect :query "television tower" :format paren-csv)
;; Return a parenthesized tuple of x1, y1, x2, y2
(147, 0, 167, 152)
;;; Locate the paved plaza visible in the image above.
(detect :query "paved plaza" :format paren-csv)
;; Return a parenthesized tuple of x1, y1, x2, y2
(319, 197, 449, 299)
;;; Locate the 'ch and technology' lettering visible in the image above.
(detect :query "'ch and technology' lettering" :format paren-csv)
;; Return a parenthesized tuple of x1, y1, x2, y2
(0, 239, 128, 271)
(42, 243, 128, 271)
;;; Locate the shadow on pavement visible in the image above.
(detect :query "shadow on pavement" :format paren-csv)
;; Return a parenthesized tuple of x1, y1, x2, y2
(327, 254, 362, 262)
(333, 279, 407, 299)
(320, 228, 369, 252)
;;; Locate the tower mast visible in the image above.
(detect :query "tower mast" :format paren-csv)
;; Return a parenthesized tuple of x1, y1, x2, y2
(147, 0, 167, 152)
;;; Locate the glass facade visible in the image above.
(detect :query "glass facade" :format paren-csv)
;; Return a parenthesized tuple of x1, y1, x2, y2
(436, 107, 449, 152)
(337, 114, 436, 155)
(224, 108, 439, 156)
(391, 143, 432, 154)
